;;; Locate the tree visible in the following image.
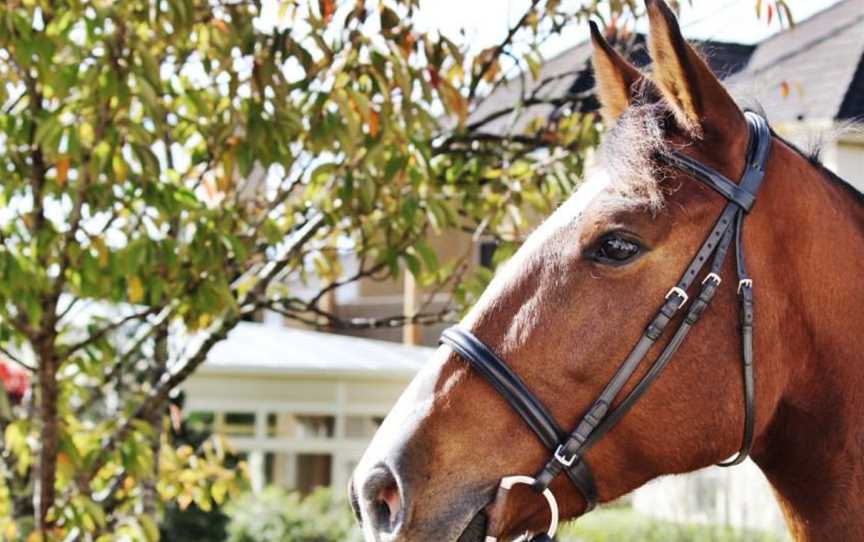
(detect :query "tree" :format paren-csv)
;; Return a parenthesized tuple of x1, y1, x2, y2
(0, 0, 791, 539)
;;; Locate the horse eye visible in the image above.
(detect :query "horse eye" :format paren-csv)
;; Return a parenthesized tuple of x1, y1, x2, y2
(594, 235, 641, 264)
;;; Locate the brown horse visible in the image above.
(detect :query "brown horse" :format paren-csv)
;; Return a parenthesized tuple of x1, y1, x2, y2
(350, 1, 864, 540)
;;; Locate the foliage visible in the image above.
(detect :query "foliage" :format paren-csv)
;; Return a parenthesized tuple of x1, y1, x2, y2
(557, 507, 786, 542)
(225, 487, 362, 542)
(0, 0, 792, 539)
(159, 397, 233, 542)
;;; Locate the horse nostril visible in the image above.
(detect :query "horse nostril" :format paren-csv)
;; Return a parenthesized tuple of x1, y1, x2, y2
(361, 465, 404, 534)
(375, 480, 402, 529)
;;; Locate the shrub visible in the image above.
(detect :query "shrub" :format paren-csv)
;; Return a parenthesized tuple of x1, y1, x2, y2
(225, 487, 363, 542)
(557, 507, 785, 542)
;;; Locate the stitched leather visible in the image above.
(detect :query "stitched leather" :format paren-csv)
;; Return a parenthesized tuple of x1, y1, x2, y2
(439, 327, 599, 509)
(440, 327, 562, 449)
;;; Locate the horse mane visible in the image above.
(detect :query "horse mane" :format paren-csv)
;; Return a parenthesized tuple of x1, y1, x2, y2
(597, 94, 864, 210)
(775, 128, 864, 207)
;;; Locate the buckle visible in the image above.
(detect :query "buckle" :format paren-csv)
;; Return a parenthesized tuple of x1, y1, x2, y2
(737, 279, 753, 294)
(665, 286, 689, 309)
(554, 445, 578, 467)
(702, 273, 722, 287)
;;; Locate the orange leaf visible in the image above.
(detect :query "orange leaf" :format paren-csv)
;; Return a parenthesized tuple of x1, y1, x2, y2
(427, 67, 441, 89)
(767, 3, 774, 24)
(319, 0, 335, 23)
(399, 32, 416, 60)
(368, 109, 379, 138)
(178, 491, 193, 511)
(56, 156, 70, 186)
(204, 177, 219, 198)
(483, 58, 500, 83)
(779, 80, 790, 98)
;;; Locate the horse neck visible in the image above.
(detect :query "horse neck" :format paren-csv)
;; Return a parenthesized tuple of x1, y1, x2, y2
(750, 140, 864, 541)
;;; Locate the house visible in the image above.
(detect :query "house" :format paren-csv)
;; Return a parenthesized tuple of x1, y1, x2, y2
(181, 322, 431, 493)
(727, 0, 864, 191)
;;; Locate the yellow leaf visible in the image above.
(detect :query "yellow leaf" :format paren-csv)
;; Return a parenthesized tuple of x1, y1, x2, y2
(211, 480, 228, 505)
(176, 445, 194, 461)
(127, 276, 144, 304)
(139, 515, 159, 542)
(27, 531, 44, 542)
(277, 1, 291, 19)
(196, 313, 211, 329)
(92, 237, 109, 267)
(79, 122, 94, 147)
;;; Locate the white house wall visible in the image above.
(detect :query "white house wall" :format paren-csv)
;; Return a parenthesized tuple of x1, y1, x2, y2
(632, 461, 789, 537)
(836, 140, 864, 192)
(183, 372, 411, 492)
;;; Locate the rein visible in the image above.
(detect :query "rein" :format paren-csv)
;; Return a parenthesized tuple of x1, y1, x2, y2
(440, 111, 772, 541)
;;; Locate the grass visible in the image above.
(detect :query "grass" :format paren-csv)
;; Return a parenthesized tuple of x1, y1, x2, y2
(556, 507, 785, 542)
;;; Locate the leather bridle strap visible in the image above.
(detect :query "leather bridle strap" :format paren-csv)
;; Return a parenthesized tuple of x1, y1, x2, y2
(531, 200, 741, 494)
(439, 112, 771, 520)
(440, 326, 599, 508)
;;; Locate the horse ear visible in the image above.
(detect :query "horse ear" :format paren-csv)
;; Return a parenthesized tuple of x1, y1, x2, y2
(589, 21, 644, 125)
(645, 0, 744, 138)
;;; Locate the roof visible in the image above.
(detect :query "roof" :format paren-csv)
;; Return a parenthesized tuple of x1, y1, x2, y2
(468, 35, 755, 134)
(201, 322, 432, 377)
(728, 0, 864, 123)
(472, 0, 864, 131)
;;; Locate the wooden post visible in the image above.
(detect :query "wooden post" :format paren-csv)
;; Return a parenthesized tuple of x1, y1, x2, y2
(403, 271, 421, 345)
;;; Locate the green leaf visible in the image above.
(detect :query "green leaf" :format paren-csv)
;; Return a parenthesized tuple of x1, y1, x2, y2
(414, 241, 438, 272)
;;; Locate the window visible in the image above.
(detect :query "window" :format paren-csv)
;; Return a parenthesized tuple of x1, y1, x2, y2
(222, 412, 256, 437)
(267, 413, 335, 439)
(345, 416, 384, 439)
(296, 454, 332, 494)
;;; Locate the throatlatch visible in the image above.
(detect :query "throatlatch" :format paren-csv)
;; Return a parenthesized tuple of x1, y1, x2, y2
(440, 111, 771, 541)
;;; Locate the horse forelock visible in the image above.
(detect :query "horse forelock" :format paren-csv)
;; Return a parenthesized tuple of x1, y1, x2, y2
(598, 100, 671, 212)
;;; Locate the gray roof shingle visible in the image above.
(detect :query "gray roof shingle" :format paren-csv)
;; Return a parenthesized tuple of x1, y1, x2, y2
(471, 0, 864, 131)
(468, 35, 755, 134)
(728, 0, 864, 123)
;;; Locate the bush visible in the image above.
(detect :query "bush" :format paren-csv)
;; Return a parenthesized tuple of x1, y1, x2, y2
(226, 487, 363, 542)
(557, 507, 785, 542)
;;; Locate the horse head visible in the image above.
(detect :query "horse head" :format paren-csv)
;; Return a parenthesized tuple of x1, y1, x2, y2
(350, 0, 864, 540)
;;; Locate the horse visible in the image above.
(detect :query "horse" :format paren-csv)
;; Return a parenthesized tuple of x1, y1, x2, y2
(350, 1, 864, 540)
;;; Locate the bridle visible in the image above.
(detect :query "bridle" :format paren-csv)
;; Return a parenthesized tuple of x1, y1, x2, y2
(440, 111, 772, 541)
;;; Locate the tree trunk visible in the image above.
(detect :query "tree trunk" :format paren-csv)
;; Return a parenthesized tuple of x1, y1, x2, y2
(33, 342, 58, 531)
(142, 323, 168, 518)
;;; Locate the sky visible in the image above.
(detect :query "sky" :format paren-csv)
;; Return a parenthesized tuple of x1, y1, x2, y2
(417, 0, 845, 57)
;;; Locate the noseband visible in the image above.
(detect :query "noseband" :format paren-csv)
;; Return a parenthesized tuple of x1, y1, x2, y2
(440, 111, 771, 541)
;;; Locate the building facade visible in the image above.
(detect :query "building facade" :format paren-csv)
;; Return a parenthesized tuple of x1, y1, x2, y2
(182, 323, 430, 493)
